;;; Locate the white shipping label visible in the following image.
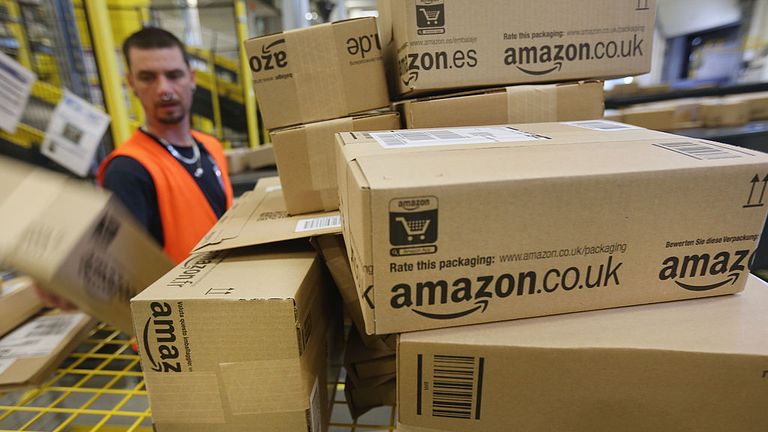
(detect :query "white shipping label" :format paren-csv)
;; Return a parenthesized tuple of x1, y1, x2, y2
(0, 51, 36, 133)
(0, 358, 15, 375)
(563, 120, 639, 131)
(370, 127, 546, 149)
(265, 185, 283, 193)
(41, 90, 111, 177)
(295, 215, 341, 233)
(0, 313, 85, 359)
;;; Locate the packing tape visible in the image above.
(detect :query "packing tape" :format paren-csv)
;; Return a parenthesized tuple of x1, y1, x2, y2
(218, 358, 306, 415)
(291, 30, 347, 122)
(506, 85, 558, 123)
(144, 372, 226, 424)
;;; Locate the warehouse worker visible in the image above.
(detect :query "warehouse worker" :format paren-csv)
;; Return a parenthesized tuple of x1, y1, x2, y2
(97, 27, 233, 264)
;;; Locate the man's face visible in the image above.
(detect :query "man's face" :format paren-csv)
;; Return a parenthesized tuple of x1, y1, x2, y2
(126, 46, 195, 126)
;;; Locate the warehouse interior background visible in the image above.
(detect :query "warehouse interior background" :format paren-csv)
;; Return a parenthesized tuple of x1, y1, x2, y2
(2, 0, 768, 431)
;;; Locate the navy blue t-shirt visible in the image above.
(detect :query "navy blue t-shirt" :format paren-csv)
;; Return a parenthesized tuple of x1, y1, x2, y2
(101, 130, 226, 247)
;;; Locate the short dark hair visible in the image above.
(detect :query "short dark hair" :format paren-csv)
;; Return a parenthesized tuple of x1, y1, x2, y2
(122, 27, 190, 69)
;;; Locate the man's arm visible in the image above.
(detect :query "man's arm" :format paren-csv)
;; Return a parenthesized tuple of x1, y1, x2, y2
(101, 156, 165, 247)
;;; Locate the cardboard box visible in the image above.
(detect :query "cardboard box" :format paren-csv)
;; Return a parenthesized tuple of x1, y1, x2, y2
(271, 112, 400, 215)
(314, 234, 396, 351)
(132, 242, 338, 432)
(337, 121, 768, 334)
(345, 375, 396, 419)
(0, 311, 94, 391)
(193, 177, 341, 255)
(0, 275, 43, 337)
(700, 98, 750, 128)
(398, 81, 604, 129)
(246, 144, 276, 170)
(725, 92, 768, 121)
(0, 157, 173, 334)
(621, 105, 676, 131)
(344, 329, 395, 386)
(397, 274, 768, 432)
(378, 0, 656, 97)
(245, 17, 389, 129)
(224, 148, 251, 175)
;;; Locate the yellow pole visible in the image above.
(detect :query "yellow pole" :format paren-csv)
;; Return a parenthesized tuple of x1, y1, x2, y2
(84, 0, 131, 146)
(234, 0, 261, 147)
(207, 51, 224, 144)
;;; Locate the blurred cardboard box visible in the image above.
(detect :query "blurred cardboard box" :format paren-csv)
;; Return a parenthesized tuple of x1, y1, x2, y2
(378, 0, 655, 97)
(621, 104, 676, 130)
(700, 98, 750, 128)
(0, 157, 173, 334)
(337, 121, 768, 334)
(344, 329, 395, 386)
(727, 92, 768, 120)
(132, 242, 339, 432)
(397, 274, 768, 432)
(271, 112, 400, 215)
(0, 311, 94, 391)
(0, 275, 43, 337)
(245, 17, 389, 129)
(398, 81, 603, 129)
(246, 144, 275, 170)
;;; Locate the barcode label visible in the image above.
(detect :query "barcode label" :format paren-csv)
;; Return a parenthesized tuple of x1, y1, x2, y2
(654, 141, 746, 160)
(307, 378, 321, 432)
(371, 127, 545, 149)
(295, 215, 341, 233)
(428, 354, 485, 420)
(0, 313, 85, 359)
(565, 120, 638, 131)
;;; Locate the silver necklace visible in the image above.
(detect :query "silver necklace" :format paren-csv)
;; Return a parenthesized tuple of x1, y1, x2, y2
(142, 128, 204, 178)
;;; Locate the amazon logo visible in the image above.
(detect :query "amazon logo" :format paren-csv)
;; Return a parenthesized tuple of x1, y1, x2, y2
(389, 277, 502, 320)
(249, 38, 287, 73)
(141, 302, 181, 373)
(659, 249, 752, 292)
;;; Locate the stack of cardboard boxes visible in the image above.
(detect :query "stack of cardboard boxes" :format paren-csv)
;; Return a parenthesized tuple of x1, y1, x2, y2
(130, 1, 768, 431)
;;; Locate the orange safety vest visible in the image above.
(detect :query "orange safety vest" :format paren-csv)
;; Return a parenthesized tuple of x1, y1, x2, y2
(97, 130, 233, 264)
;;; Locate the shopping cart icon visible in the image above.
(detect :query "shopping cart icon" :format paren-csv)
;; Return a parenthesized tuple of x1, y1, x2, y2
(420, 8, 441, 26)
(416, 3, 445, 35)
(395, 216, 431, 242)
(389, 196, 438, 248)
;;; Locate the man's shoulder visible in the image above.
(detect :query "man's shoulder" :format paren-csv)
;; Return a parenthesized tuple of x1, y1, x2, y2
(103, 155, 152, 180)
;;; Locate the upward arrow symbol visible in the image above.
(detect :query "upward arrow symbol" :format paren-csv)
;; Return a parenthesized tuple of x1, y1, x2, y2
(747, 175, 759, 205)
(759, 174, 768, 205)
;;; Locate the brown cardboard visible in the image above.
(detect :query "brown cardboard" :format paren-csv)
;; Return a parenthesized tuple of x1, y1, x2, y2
(131, 242, 338, 432)
(246, 144, 276, 170)
(345, 375, 396, 419)
(245, 17, 389, 129)
(621, 105, 676, 131)
(0, 276, 43, 338)
(602, 109, 623, 122)
(344, 329, 395, 386)
(398, 81, 604, 129)
(724, 92, 768, 121)
(378, 0, 656, 97)
(700, 98, 750, 128)
(271, 112, 400, 215)
(0, 157, 173, 335)
(336, 121, 768, 334)
(397, 274, 768, 432)
(193, 177, 341, 254)
(0, 311, 94, 391)
(224, 148, 251, 175)
(313, 234, 395, 351)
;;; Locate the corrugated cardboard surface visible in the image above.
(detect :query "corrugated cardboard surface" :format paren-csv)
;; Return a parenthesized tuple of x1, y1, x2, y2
(0, 311, 94, 391)
(726, 91, 768, 120)
(193, 177, 341, 254)
(400, 81, 604, 128)
(0, 157, 172, 335)
(271, 112, 400, 215)
(621, 105, 676, 131)
(0, 276, 42, 337)
(132, 243, 336, 431)
(397, 275, 768, 432)
(245, 17, 389, 129)
(337, 122, 768, 334)
(344, 328, 395, 386)
(345, 375, 396, 419)
(378, 0, 656, 97)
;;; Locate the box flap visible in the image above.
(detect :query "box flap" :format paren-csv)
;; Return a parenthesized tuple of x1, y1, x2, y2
(193, 177, 341, 254)
(401, 275, 768, 355)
